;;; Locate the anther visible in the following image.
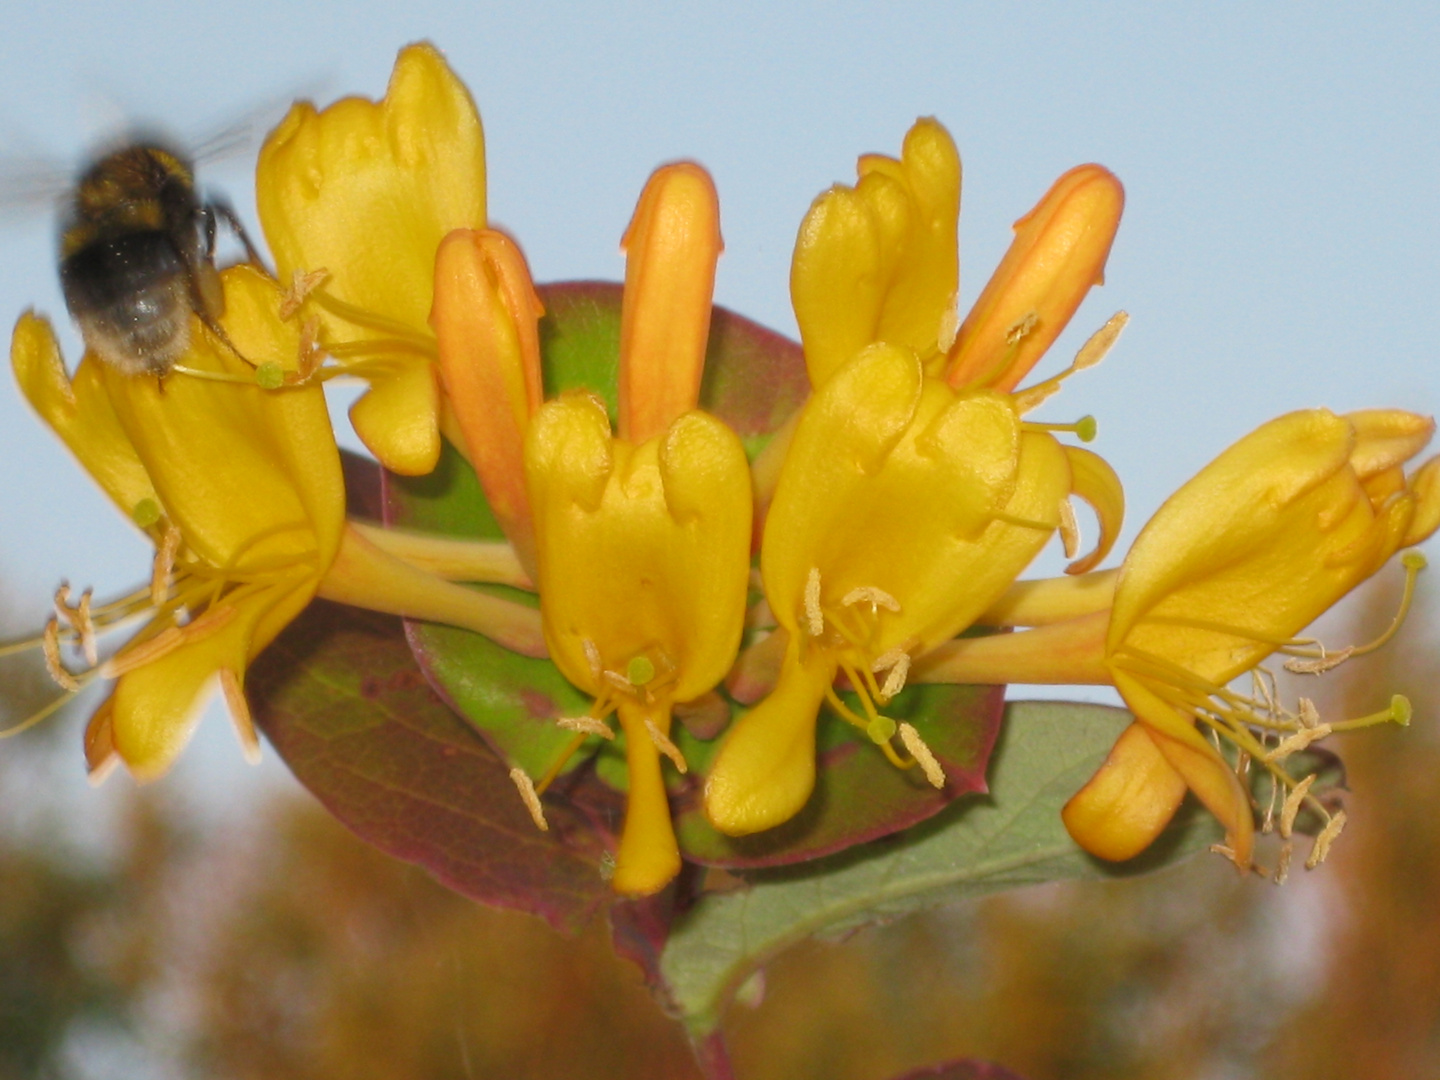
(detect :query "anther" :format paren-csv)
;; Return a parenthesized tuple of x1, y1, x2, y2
(1005, 312, 1038, 345)
(841, 586, 900, 613)
(1264, 723, 1333, 763)
(1073, 311, 1128, 371)
(279, 267, 330, 320)
(1297, 698, 1321, 729)
(99, 604, 237, 679)
(42, 618, 80, 693)
(602, 669, 633, 693)
(1280, 774, 1316, 839)
(151, 524, 182, 608)
(509, 767, 549, 831)
(583, 638, 603, 680)
(1274, 840, 1293, 885)
(219, 668, 261, 765)
(75, 590, 97, 667)
(876, 651, 912, 702)
(1057, 498, 1081, 559)
(899, 722, 946, 789)
(804, 568, 824, 637)
(1285, 647, 1354, 675)
(643, 719, 688, 774)
(557, 715, 616, 740)
(1306, 810, 1347, 870)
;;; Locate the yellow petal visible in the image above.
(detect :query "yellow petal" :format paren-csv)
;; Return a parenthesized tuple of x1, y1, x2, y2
(111, 572, 314, 779)
(946, 164, 1124, 392)
(1403, 455, 1440, 547)
(1112, 669, 1254, 868)
(611, 702, 683, 896)
(618, 162, 722, 444)
(1061, 721, 1188, 861)
(762, 342, 1069, 654)
(431, 228, 544, 566)
(101, 268, 345, 571)
(791, 118, 961, 387)
(525, 397, 751, 698)
(1062, 444, 1125, 575)
(11, 312, 156, 521)
(257, 42, 485, 336)
(1110, 409, 1429, 685)
(1345, 408, 1435, 481)
(704, 649, 836, 836)
(348, 359, 443, 477)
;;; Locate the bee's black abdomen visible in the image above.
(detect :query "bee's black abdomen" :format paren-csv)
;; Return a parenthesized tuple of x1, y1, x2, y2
(61, 230, 192, 375)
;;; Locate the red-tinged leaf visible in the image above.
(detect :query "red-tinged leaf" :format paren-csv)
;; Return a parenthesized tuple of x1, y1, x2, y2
(384, 279, 1004, 873)
(248, 600, 612, 933)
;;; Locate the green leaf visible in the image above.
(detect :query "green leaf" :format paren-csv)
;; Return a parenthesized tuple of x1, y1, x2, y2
(248, 601, 613, 933)
(658, 701, 1222, 1034)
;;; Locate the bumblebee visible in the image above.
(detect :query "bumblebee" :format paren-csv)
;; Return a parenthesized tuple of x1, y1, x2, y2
(59, 141, 264, 377)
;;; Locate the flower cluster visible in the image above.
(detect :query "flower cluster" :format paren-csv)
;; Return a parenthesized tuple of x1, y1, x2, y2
(8, 44, 1437, 898)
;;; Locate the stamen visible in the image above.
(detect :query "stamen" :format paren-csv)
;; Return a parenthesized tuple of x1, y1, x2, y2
(1284, 647, 1353, 675)
(644, 719, 688, 774)
(1280, 774, 1315, 839)
(602, 669, 632, 693)
(841, 586, 901, 613)
(99, 604, 238, 679)
(1297, 697, 1322, 729)
(279, 267, 330, 319)
(583, 638, 603, 680)
(509, 767, 549, 831)
(1305, 810, 1347, 870)
(937, 291, 960, 353)
(219, 668, 261, 765)
(557, 715, 616, 740)
(74, 590, 97, 667)
(1274, 840, 1293, 885)
(899, 722, 946, 789)
(1006, 312, 1038, 345)
(152, 525, 182, 608)
(876, 651, 912, 702)
(1057, 498, 1081, 559)
(804, 568, 824, 637)
(1073, 311, 1128, 371)
(1263, 723, 1333, 763)
(42, 618, 80, 692)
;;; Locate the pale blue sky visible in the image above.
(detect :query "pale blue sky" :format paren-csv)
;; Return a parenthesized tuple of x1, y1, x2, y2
(0, 3, 1436, 808)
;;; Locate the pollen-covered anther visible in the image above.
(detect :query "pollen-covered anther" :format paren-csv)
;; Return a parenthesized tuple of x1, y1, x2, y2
(1264, 723, 1334, 764)
(898, 721, 945, 789)
(74, 590, 97, 667)
(804, 567, 824, 637)
(602, 669, 633, 693)
(1274, 840, 1293, 885)
(98, 604, 238, 680)
(583, 638, 603, 680)
(1285, 646, 1354, 676)
(278, 267, 330, 320)
(509, 767, 549, 831)
(841, 586, 901, 613)
(1297, 698, 1322, 729)
(1306, 810, 1347, 870)
(1057, 498, 1081, 559)
(41, 618, 81, 693)
(151, 524, 182, 608)
(937, 290, 960, 353)
(1280, 774, 1316, 840)
(1073, 311, 1129, 371)
(292, 316, 324, 382)
(872, 648, 913, 702)
(218, 668, 262, 764)
(644, 719, 688, 774)
(557, 715, 616, 740)
(1006, 312, 1038, 345)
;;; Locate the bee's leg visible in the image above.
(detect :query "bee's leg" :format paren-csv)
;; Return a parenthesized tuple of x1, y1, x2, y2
(208, 199, 273, 278)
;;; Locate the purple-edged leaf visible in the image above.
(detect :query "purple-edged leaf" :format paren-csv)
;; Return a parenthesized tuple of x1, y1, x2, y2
(889, 1061, 1030, 1080)
(384, 280, 1004, 870)
(248, 600, 612, 933)
(673, 683, 1003, 868)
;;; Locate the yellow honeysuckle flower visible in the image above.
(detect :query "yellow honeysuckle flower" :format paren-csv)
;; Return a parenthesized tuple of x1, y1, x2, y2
(431, 162, 749, 895)
(257, 41, 486, 476)
(12, 267, 344, 780)
(706, 121, 1128, 837)
(916, 408, 1440, 872)
(787, 117, 1123, 394)
(704, 343, 1074, 836)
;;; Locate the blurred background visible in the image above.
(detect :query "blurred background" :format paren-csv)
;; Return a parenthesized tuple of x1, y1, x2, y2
(0, 3, 1436, 1078)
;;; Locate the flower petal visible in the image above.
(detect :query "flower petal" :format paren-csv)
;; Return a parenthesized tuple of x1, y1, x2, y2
(1061, 721, 1188, 862)
(611, 702, 683, 896)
